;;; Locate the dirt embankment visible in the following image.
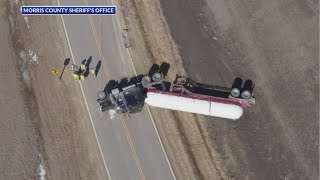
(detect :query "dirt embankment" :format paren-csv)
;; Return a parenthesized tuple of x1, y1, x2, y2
(3, 0, 108, 179)
(0, 1, 39, 179)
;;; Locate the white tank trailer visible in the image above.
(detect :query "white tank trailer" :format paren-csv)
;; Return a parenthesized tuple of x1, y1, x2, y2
(145, 92, 244, 120)
(97, 68, 255, 120)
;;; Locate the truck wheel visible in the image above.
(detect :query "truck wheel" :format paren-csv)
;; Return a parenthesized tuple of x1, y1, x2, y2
(243, 79, 254, 93)
(97, 91, 106, 100)
(232, 77, 242, 88)
(241, 90, 252, 99)
(231, 78, 242, 98)
(231, 88, 240, 98)
(141, 75, 151, 86)
(152, 72, 163, 82)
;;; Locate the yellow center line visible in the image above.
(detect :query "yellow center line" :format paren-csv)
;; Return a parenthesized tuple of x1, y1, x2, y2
(81, 0, 110, 80)
(82, 0, 146, 179)
(120, 115, 146, 180)
(87, 15, 111, 80)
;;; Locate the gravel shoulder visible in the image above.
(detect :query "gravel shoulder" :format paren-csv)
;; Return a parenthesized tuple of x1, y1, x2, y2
(2, 0, 108, 179)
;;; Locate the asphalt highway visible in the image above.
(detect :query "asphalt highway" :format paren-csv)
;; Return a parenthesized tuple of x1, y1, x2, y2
(57, 0, 176, 180)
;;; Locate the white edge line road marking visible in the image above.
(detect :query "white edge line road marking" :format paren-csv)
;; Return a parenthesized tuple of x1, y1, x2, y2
(110, 1, 177, 179)
(57, 1, 112, 179)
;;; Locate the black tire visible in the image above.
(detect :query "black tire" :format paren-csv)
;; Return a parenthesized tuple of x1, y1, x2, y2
(232, 78, 243, 89)
(231, 78, 242, 98)
(243, 79, 254, 93)
(141, 75, 152, 86)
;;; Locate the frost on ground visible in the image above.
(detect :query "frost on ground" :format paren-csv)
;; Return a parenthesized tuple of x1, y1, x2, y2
(37, 164, 46, 180)
(21, 1, 31, 31)
(9, 0, 30, 31)
(36, 154, 46, 180)
(29, 49, 39, 64)
(19, 50, 31, 89)
(23, 16, 30, 30)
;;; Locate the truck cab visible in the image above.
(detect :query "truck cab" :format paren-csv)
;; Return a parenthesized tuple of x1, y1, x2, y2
(97, 83, 146, 114)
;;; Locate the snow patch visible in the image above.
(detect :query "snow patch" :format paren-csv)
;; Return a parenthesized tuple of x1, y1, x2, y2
(21, 1, 30, 31)
(36, 154, 46, 180)
(212, 35, 218, 40)
(19, 50, 32, 88)
(37, 164, 46, 180)
(29, 50, 39, 64)
(24, 16, 30, 30)
(8, 15, 15, 31)
(19, 50, 27, 65)
(22, 71, 31, 88)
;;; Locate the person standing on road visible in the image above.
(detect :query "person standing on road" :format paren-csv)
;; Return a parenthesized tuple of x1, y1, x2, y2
(80, 63, 87, 80)
(90, 67, 96, 78)
(80, 63, 86, 72)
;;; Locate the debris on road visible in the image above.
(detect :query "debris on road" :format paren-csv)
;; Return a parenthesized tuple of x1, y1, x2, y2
(122, 29, 132, 48)
(51, 69, 59, 75)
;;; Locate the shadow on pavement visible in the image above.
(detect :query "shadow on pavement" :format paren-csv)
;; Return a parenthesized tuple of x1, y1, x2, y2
(60, 58, 71, 80)
(95, 60, 102, 77)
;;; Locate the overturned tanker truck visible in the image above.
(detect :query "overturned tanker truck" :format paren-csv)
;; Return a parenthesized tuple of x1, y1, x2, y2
(97, 64, 255, 120)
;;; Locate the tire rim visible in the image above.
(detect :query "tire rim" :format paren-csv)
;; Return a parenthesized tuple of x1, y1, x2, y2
(98, 91, 106, 100)
(231, 88, 240, 97)
(142, 76, 151, 84)
(241, 90, 251, 99)
(152, 72, 162, 82)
